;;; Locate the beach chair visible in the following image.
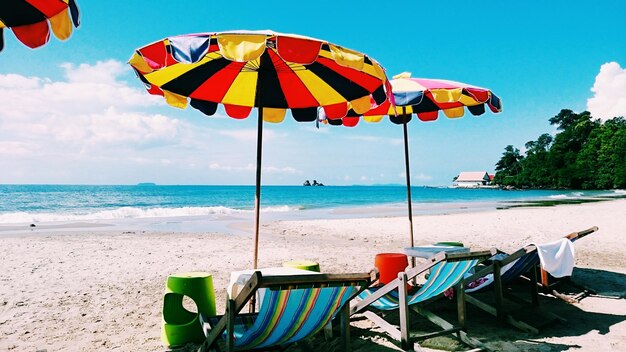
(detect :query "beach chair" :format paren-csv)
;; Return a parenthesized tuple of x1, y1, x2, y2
(198, 271, 375, 352)
(463, 226, 599, 334)
(351, 249, 496, 351)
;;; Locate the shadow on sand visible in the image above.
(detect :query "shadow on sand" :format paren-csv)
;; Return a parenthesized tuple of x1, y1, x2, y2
(346, 267, 625, 352)
(568, 267, 626, 299)
(452, 267, 625, 351)
(171, 268, 625, 352)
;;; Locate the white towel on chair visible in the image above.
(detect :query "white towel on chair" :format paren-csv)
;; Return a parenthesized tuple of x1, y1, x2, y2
(534, 238, 576, 278)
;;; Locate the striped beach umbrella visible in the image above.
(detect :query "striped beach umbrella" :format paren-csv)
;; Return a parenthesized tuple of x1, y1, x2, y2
(323, 73, 502, 250)
(129, 30, 391, 269)
(0, 0, 80, 52)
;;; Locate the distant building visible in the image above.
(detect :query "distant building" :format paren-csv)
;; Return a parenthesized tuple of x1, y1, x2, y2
(453, 171, 491, 188)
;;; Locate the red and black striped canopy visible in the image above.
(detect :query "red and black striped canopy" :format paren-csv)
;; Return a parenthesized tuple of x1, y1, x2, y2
(129, 30, 391, 124)
(0, 0, 80, 52)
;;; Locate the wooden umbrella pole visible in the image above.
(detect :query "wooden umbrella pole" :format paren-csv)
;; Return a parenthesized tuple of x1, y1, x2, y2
(253, 101, 263, 270)
(401, 107, 416, 266)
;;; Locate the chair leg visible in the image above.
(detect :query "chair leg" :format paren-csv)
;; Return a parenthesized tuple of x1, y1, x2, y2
(530, 265, 539, 306)
(323, 321, 333, 340)
(340, 303, 351, 352)
(226, 299, 235, 352)
(398, 272, 410, 350)
(456, 282, 466, 330)
(540, 267, 550, 291)
(493, 260, 505, 322)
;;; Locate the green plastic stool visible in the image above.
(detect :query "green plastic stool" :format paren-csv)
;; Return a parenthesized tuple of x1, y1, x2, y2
(282, 260, 321, 272)
(161, 272, 216, 347)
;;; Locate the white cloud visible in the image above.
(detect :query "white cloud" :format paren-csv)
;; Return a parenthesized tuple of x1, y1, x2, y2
(0, 61, 184, 154)
(413, 173, 433, 181)
(346, 135, 381, 142)
(50, 107, 180, 147)
(218, 129, 282, 141)
(264, 166, 298, 174)
(0, 74, 41, 89)
(218, 129, 259, 141)
(0, 141, 34, 156)
(587, 62, 626, 121)
(398, 172, 432, 181)
(298, 125, 330, 133)
(389, 138, 404, 146)
(345, 135, 404, 145)
(210, 163, 255, 172)
(61, 61, 127, 85)
(0, 59, 435, 185)
(0, 60, 162, 121)
(209, 163, 298, 174)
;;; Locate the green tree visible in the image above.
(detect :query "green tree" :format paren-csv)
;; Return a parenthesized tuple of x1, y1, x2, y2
(593, 117, 626, 188)
(547, 110, 598, 188)
(517, 133, 553, 187)
(493, 109, 625, 189)
(493, 145, 523, 186)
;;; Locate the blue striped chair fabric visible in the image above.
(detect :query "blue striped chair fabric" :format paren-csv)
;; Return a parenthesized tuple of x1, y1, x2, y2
(499, 252, 539, 283)
(358, 259, 479, 310)
(209, 285, 356, 350)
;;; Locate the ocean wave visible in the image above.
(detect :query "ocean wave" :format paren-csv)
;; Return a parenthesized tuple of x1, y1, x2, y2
(548, 194, 569, 199)
(261, 205, 300, 213)
(0, 205, 302, 224)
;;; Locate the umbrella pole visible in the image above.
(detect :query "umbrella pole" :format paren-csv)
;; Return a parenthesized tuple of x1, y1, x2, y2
(249, 98, 263, 314)
(401, 107, 416, 267)
(253, 106, 263, 270)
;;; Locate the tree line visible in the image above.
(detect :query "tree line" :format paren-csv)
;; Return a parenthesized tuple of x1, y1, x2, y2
(493, 109, 626, 189)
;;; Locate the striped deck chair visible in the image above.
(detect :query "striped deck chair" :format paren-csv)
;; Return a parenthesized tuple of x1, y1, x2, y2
(351, 250, 496, 351)
(199, 271, 374, 352)
(463, 226, 599, 333)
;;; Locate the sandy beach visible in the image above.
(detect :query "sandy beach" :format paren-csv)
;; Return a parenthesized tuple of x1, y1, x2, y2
(1, 199, 625, 351)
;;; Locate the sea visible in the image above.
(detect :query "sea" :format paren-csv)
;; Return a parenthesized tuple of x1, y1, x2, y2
(0, 184, 623, 234)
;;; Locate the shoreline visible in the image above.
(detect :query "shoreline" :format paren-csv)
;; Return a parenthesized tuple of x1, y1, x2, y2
(1, 194, 624, 237)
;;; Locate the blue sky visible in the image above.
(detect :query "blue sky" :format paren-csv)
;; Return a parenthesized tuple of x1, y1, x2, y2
(1, 1, 625, 186)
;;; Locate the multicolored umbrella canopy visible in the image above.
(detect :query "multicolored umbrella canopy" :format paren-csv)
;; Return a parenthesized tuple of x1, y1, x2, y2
(321, 74, 502, 250)
(129, 30, 390, 268)
(0, 0, 80, 52)
(129, 30, 390, 121)
(322, 74, 502, 126)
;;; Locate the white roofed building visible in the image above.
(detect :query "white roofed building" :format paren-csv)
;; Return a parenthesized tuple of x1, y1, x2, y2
(453, 171, 491, 188)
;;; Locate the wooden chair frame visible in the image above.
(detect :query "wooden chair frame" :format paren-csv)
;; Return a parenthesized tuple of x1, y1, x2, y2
(351, 250, 496, 351)
(463, 226, 598, 334)
(199, 271, 375, 352)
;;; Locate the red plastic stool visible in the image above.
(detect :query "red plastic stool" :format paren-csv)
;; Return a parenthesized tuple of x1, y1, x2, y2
(374, 253, 409, 285)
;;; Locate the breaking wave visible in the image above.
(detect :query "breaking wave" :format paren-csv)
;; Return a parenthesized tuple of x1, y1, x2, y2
(548, 191, 585, 199)
(0, 205, 301, 224)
